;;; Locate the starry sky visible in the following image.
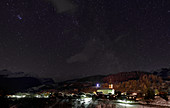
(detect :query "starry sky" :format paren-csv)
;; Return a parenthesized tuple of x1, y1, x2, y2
(0, 0, 170, 81)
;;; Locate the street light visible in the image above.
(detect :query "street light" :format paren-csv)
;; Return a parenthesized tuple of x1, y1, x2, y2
(96, 83, 100, 87)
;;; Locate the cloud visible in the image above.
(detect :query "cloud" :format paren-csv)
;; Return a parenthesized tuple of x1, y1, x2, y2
(67, 53, 89, 63)
(114, 33, 129, 43)
(67, 38, 100, 63)
(49, 0, 77, 13)
(98, 51, 122, 73)
(66, 36, 123, 75)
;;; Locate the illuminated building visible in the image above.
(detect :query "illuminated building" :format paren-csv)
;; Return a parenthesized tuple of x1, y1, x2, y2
(97, 89, 115, 95)
(109, 84, 113, 89)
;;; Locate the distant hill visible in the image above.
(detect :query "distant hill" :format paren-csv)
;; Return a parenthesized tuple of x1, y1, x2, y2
(0, 67, 169, 93)
(0, 77, 41, 93)
(58, 70, 169, 86)
(103, 71, 150, 83)
(0, 69, 55, 93)
(153, 68, 170, 81)
(0, 69, 37, 78)
(40, 78, 55, 85)
(77, 75, 106, 83)
(57, 75, 106, 90)
(60, 75, 106, 84)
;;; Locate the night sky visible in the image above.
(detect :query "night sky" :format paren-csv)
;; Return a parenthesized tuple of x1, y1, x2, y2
(0, 0, 170, 81)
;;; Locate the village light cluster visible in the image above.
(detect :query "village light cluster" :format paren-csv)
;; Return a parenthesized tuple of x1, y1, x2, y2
(7, 92, 52, 99)
(117, 99, 133, 103)
(118, 103, 135, 107)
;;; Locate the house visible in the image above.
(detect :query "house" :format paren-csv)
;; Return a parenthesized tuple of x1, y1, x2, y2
(97, 88, 115, 95)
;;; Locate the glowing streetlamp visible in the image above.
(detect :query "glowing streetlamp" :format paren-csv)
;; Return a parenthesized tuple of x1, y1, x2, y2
(96, 83, 100, 87)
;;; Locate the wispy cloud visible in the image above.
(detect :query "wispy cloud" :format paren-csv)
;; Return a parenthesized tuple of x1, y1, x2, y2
(49, 0, 77, 13)
(67, 38, 100, 63)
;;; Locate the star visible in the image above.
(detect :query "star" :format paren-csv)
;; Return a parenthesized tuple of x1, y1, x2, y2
(17, 14, 22, 20)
